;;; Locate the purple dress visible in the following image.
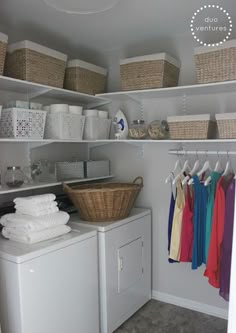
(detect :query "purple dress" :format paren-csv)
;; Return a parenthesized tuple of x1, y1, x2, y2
(220, 179, 235, 301)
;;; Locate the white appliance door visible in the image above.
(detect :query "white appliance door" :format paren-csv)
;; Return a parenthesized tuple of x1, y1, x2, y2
(19, 236, 99, 333)
(227, 184, 236, 333)
(118, 237, 143, 293)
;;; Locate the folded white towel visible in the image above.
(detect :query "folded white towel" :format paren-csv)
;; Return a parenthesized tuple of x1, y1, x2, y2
(2, 225, 71, 244)
(0, 211, 70, 232)
(14, 194, 56, 205)
(15, 204, 59, 217)
(15, 201, 57, 210)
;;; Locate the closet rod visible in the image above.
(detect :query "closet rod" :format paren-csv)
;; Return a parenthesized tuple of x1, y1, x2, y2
(168, 150, 236, 156)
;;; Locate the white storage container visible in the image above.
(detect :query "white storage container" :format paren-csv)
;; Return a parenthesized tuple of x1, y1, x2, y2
(6, 100, 29, 109)
(45, 113, 85, 140)
(84, 160, 110, 178)
(84, 117, 111, 140)
(0, 108, 46, 139)
(55, 161, 84, 181)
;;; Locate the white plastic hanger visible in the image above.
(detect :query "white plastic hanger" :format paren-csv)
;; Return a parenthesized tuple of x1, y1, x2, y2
(188, 152, 212, 185)
(165, 158, 181, 184)
(182, 152, 200, 185)
(173, 152, 191, 185)
(204, 151, 223, 186)
(222, 152, 233, 177)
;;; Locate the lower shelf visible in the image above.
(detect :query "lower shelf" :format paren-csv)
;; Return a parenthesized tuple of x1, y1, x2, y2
(0, 175, 114, 195)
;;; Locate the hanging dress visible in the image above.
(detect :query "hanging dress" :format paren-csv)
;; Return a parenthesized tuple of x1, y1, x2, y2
(192, 175, 208, 270)
(169, 178, 185, 261)
(205, 171, 222, 263)
(204, 176, 233, 288)
(168, 188, 177, 263)
(220, 179, 235, 301)
(180, 185, 194, 262)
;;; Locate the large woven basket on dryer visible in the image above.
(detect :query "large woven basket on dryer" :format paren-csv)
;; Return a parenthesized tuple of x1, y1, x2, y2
(0, 32, 8, 75)
(5, 40, 67, 88)
(64, 59, 107, 95)
(167, 114, 215, 140)
(120, 53, 180, 91)
(63, 177, 143, 222)
(194, 40, 236, 84)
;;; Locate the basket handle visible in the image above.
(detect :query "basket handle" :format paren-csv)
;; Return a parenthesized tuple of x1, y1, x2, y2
(63, 183, 71, 192)
(133, 176, 143, 187)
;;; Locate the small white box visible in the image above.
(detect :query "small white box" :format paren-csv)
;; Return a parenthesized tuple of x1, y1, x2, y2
(30, 102, 43, 110)
(85, 160, 110, 178)
(55, 161, 84, 181)
(45, 113, 85, 140)
(84, 117, 111, 140)
(6, 100, 29, 109)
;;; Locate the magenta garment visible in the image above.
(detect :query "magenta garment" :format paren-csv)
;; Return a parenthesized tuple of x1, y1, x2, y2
(220, 179, 235, 301)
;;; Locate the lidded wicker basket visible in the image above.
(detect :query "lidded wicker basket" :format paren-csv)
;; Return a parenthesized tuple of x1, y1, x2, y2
(0, 32, 8, 75)
(5, 40, 67, 88)
(64, 59, 107, 95)
(167, 114, 215, 140)
(194, 40, 236, 84)
(63, 177, 143, 222)
(120, 53, 180, 91)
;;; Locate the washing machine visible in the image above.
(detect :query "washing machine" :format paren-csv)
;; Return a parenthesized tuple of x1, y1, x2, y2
(70, 207, 152, 333)
(0, 225, 99, 333)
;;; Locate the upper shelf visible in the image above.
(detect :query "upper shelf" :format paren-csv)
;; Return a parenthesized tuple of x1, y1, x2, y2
(97, 80, 236, 101)
(0, 75, 108, 107)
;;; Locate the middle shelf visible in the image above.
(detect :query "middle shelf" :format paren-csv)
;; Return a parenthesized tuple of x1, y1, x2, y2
(0, 175, 114, 195)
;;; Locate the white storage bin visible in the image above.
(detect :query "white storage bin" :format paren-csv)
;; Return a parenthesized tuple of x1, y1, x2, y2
(55, 161, 84, 181)
(0, 108, 46, 139)
(84, 117, 111, 140)
(45, 113, 85, 140)
(84, 160, 110, 178)
(6, 100, 29, 109)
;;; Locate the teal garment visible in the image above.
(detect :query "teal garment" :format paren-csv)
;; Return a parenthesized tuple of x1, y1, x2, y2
(205, 171, 222, 263)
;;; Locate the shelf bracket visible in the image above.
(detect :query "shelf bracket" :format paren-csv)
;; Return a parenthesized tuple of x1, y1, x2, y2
(28, 88, 52, 100)
(126, 94, 142, 104)
(87, 100, 111, 109)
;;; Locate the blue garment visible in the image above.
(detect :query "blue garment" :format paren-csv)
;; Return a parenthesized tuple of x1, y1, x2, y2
(192, 175, 208, 269)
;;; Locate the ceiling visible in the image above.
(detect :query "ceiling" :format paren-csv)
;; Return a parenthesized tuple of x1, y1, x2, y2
(0, 0, 236, 59)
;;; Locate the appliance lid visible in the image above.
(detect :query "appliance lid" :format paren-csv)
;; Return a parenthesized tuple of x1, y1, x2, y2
(0, 225, 96, 264)
(70, 208, 151, 232)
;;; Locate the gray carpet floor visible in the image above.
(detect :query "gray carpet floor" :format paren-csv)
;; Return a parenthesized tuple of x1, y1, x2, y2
(115, 300, 227, 333)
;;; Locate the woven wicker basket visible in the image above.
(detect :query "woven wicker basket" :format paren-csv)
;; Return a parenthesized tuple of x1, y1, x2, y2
(64, 59, 107, 95)
(63, 177, 143, 222)
(167, 114, 215, 140)
(194, 40, 236, 84)
(120, 53, 180, 91)
(5, 40, 67, 88)
(0, 33, 8, 75)
(216, 113, 236, 139)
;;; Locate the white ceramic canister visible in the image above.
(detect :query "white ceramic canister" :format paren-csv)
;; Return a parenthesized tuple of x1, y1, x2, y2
(98, 110, 108, 119)
(50, 104, 69, 113)
(69, 105, 83, 115)
(83, 109, 98, 117)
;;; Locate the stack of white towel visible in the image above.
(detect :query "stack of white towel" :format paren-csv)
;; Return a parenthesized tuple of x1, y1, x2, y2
(0, 194, 71, 244)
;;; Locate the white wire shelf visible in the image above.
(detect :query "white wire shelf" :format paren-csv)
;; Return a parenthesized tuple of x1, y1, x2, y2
(97, 80, 236, 100)
(0, 75, 108, 107)
(0, 175, 114, 195)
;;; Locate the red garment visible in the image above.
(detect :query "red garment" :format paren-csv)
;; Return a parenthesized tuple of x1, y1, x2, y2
(204, 176, 230, 288)
(180, 186, 194, 262)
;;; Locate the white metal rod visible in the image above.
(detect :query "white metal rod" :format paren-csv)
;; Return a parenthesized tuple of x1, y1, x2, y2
(168, 150, 236, 155)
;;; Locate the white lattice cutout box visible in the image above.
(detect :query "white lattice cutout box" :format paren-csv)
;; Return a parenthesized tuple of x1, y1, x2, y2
(0, 108, 46, 139)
